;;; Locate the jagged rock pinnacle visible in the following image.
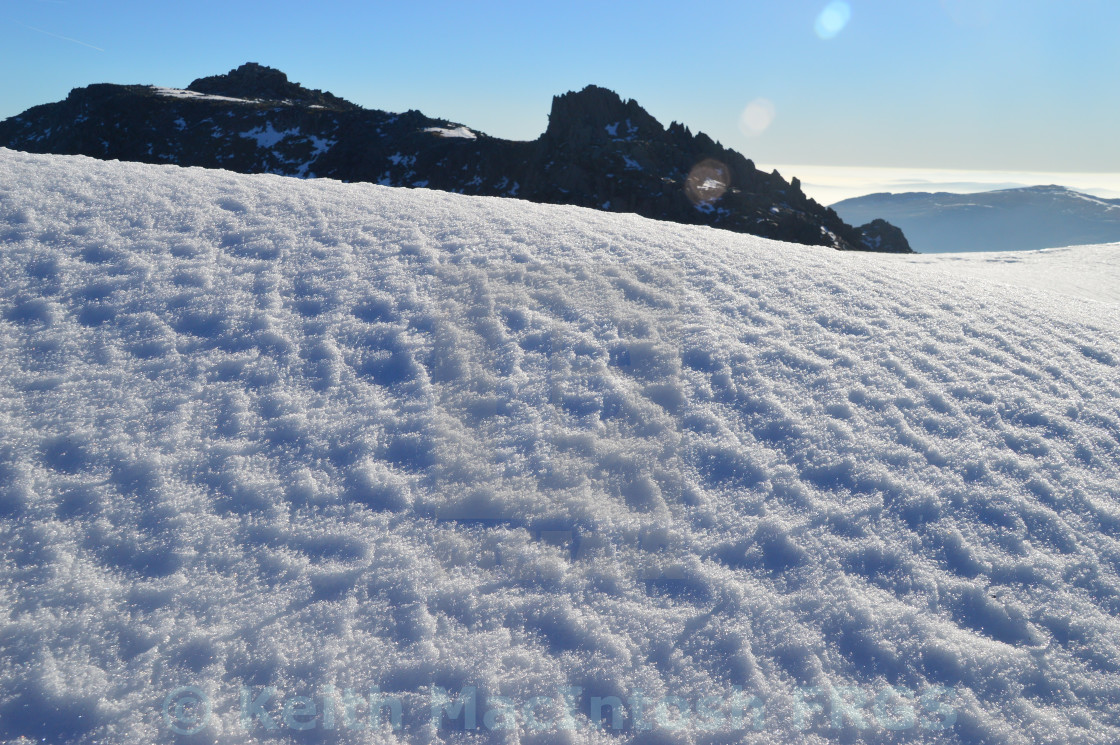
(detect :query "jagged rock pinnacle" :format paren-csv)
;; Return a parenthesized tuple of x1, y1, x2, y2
(545, 85, 663, 145)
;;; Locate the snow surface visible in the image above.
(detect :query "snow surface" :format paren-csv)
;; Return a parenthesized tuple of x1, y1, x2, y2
(904, 244, 1120, 305)
(1, 148, 1120, 744)
(605, 120, 639, 141)
(148, 87, 260, 105)
(1065, 191, 1120, 212)
(423, 127, 478, 140)
(239, 123, 299, 150)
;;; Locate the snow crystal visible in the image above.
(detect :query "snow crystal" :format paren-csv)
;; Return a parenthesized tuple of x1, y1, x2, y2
(1, 148, 1118, 745)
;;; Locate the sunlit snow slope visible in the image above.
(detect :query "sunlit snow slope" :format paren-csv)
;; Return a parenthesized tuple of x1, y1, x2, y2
(2, 149, 1119, 745)
(903, 244, 1120, 305)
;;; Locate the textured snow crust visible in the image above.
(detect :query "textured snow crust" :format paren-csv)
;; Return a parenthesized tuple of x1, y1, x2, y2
(1, 149, 1119, 744)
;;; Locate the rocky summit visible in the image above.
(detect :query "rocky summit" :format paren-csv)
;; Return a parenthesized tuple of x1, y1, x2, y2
(0, 63, 911, 253)
(186, 62, 358, 110)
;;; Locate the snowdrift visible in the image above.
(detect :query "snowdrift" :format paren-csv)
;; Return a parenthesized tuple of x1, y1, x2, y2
(1, 148, 1119, 744)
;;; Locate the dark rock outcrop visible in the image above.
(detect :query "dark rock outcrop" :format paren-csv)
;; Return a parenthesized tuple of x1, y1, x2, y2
(857, 218, 913, 253)
(186, 62, 358, 110)
(0, 64, 912, 253)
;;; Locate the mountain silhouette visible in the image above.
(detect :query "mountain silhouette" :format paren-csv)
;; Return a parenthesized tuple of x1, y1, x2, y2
(0, 63, 911, 253)
(832, 185, 1120, 253)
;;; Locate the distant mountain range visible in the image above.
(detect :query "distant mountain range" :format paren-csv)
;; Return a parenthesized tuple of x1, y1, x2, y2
(0, 62, 911, 253)
(831, 185, 1120, 253)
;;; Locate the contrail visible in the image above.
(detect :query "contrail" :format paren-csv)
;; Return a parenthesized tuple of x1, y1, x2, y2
(17, 21, 104, 51)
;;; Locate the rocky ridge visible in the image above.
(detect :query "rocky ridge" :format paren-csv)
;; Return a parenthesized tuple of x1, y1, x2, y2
(0, 63, 912, 253)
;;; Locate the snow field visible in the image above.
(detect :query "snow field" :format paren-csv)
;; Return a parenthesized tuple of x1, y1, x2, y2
(1, 149, 1119, 744)
(903, 243, 1120, 305)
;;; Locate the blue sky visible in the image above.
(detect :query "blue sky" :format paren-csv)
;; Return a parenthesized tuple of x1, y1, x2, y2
(4, 0, 1120, 177)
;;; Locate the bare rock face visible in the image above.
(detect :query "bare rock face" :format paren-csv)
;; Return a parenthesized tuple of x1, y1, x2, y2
(544, 85, 663, 147)
(0, 65, 913, 253)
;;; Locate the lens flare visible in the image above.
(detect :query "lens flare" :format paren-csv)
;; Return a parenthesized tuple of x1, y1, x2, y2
(738, 98, 776, 137)
(685, 159, 730, 206)
(814, 1, 852, 39)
